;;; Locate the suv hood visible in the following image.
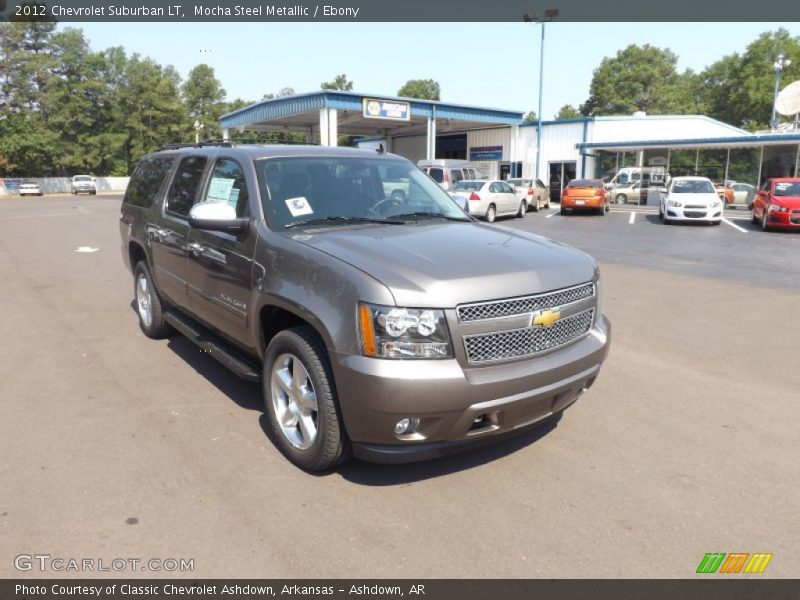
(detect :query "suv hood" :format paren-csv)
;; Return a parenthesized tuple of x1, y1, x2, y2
(289, 222, 596, 307)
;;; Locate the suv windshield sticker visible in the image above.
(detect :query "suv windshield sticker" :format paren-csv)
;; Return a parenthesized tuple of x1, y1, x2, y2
(285, 196, 313, 217)
(207, 177, 236, 203)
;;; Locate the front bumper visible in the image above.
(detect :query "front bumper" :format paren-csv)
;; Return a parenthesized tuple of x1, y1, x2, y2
(331, 314, 611, 462)
(765, 210, 800, 228)
(666, 206, 722, 221)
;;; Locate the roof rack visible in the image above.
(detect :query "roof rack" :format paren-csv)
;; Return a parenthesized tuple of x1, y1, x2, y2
(158, 139, 234, 151)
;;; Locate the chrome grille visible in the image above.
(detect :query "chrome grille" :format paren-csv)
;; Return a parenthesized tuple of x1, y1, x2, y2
(457, 282, 594, 322)
(464, 309, 595, 363)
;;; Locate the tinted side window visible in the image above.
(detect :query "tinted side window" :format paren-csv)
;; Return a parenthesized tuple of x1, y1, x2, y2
(201, 158, 250, 218)
(429, 168, 444, 183)
(167, 157, 207, 217)
(450, 169, 464, 184)
(123, 157, 174, 208)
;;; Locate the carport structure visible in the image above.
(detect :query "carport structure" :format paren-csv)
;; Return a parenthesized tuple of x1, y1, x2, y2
(579, 132, 800, 190)
(219, 90, 524, 162)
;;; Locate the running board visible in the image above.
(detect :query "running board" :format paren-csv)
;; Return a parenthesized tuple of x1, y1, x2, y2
(163, 311, 261, 382)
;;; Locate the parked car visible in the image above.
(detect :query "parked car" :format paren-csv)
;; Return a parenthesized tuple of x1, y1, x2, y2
(729, 183, 756, 208)
(713, 182, 734, 205)
(120, 143, 610, 471)
(418, 159, 487, 190)
(507, 177, 551, 211)
(751, 178, 800, 232)
(560, 179, 610, 215)
(19, 180, 43, 196)
(448, 179, 522, 222)
(610, 180, 645, 205)
(70, 175, 97, 195)
(659, 176, 722, 225)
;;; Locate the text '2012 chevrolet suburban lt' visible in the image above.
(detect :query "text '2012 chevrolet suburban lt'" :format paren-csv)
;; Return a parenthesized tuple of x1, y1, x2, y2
(120, 143, 611, 471)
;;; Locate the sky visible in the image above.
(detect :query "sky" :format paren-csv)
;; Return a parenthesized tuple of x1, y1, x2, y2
(71, 22, 799, 119)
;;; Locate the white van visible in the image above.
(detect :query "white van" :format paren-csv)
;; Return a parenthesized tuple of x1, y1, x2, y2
(418, 159, 488, 190)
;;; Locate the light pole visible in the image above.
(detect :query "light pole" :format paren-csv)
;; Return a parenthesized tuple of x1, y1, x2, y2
(524, 9, 558, 180)
(194, 119, 205, 143)
(771, 53, 792, 130)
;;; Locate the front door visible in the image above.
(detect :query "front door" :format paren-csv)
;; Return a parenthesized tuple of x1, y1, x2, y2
(186, 157, 257, 348)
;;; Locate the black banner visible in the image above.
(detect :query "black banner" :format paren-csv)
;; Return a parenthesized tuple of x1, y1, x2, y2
(3, 580, 800, 600)
(3, 0, 800, 22)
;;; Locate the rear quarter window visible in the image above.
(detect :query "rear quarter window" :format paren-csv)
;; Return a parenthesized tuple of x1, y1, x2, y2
(123, 157, 175, 208)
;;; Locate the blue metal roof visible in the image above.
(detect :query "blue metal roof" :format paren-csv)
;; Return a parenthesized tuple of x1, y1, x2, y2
(220, 90, 525, 129)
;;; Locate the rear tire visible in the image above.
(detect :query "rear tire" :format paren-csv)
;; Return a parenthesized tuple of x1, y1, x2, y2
(615, 193, 627, 205)
(560, 206, 567, 215)
(751, 207, 759, 224)
(532, 198, 540, 212)
(263, 327, 351, 471)
(485, 204, 496, 223)
(133, 261, 172, 339)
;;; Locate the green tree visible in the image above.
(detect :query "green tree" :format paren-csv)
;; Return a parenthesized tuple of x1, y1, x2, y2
(554, 104, 581, 119)
(523, 111, 537, 123)
(320, 74, 353, 91)
(699, 29, 800, 130)
(182, 63, 226, 140)
(580, 44, 698, 116)
(397, 79, 440, 100)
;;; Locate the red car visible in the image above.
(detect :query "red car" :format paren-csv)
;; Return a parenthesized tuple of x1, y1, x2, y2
(752, 178, 800, 231)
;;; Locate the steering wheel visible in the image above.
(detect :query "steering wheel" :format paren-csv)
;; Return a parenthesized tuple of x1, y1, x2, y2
(370, 194, 405, 217)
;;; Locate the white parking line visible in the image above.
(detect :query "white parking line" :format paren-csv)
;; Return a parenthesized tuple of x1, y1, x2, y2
(722, 218, 748, 233)
(628, 212, 636, 225)
(546, 209, 558, 218)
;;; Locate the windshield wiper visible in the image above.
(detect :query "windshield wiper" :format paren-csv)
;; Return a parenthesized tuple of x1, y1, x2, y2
(285, 216, 405, 229)
(391, 211, 472, 222)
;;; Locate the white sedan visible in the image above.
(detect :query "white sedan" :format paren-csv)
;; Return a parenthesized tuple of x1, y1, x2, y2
(447, 179, 523, 222)
(659, 176, 723, 225)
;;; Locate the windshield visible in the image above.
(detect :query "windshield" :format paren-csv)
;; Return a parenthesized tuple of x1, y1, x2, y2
(508, 179, 531, 187)
(773, 181, 800, 197)
(256, 157, 469, 230)
(450, 181, 483, 192)
(74, 176, 92, 181)
(671, 180, 714, 194)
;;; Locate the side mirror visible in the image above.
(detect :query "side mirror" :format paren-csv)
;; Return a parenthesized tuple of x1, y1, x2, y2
(188, 202, 249, 235)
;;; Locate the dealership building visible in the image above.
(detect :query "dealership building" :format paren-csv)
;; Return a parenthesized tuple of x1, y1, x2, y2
(220, 90, 800, 204)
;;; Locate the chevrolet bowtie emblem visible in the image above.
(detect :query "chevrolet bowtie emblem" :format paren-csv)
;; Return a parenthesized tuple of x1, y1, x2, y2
(532, 309, 561, 328)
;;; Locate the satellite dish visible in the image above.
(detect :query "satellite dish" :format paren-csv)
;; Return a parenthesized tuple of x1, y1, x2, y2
(775, 80, 800, 116)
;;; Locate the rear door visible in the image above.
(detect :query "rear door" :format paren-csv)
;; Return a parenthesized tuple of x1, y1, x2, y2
(185, 156, 257, 347)
(150, 155, 208, 309)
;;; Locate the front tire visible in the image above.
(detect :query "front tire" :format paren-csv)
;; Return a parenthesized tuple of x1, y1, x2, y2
(133, 261, 172, 339)
(263, 327, 350, 471)
(762, 210, 770, 232)
(516, 201, 526, 218)
(615, 194, 627, 205)
(485, 204, 496, 223)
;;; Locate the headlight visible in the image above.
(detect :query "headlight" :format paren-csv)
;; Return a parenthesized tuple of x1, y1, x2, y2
(768, 203, 787, 213)
(667, 199, 683, 207)
(358, 303, 452, 359)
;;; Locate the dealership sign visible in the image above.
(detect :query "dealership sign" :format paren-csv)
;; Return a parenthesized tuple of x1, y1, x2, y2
(362, 98, 410, 121)
(470, 146, 504, 161)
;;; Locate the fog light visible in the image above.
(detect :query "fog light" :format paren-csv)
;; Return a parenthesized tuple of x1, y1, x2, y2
(394, 418, 414, 435)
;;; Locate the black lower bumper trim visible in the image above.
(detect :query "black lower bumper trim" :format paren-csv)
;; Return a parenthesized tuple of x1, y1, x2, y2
(352, 412, 563, 464)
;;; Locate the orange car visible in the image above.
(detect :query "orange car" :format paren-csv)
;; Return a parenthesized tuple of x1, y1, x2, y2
(714, 182, 734, 205)
(560, 179, 610, 215)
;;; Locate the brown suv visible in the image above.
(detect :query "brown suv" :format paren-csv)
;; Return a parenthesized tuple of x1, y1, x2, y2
(120, 142, 611, 471)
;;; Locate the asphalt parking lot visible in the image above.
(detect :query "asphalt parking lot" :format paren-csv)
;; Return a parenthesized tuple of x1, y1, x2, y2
(1, 194, 798, 578)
